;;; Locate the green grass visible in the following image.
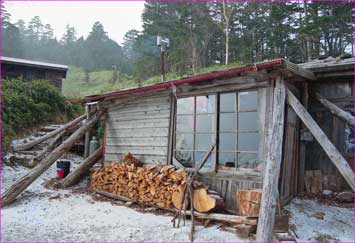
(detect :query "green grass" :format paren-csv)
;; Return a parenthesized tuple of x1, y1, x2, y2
(62, 62, 242, 99)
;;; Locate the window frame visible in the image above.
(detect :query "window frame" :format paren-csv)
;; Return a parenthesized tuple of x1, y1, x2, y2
(172, 89, 261, 173)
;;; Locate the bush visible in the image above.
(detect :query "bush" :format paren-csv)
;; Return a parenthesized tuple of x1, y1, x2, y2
(2, 79, 67, 150)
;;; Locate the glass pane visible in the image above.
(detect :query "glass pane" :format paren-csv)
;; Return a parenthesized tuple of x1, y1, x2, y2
(238, 91, 257, 111)
(238, 132, 259, 151)
(176, 115, 194, 132)
(237, 153, 258, 168)
(219, 152, 237, 167)
(196, 114, 215, 132)
(238, 112, 258, 132)
(175, 133, 194, 150)
(220, 113, 237, 132)
(194, 151, 215, 168)
(196, 95, 216, 113)
(177, 97, 194, 114)
(196, 133, 214, 150)
(220, 93, 236, 112)
(175, 150, 193, 168)
(219, 133, 237, 151)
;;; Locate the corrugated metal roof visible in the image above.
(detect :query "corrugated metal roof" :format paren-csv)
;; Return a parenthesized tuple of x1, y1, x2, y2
(1, 56, 68, 71)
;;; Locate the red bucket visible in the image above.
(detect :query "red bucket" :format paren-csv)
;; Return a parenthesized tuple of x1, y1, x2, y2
(57, 169, 65, 179)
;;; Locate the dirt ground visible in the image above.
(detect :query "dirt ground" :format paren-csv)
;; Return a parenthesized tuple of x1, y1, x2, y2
(1, 161, 354, 242)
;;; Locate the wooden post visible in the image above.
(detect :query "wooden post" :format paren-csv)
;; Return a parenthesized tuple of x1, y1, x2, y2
(298, 83, 308, 195)
(84, 104, 91, 158)
(287, 89, 354, 190)
(13, 114, 86, 151)
(315, 92, 354, 127)
(256, 78, 286, 242)
(2, 110, 105, 206)
(61, 146, 102, 188)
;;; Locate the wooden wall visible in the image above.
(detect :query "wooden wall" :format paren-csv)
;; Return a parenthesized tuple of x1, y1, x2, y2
(104, 90, 171, 164)
(306, 80, 354, 191)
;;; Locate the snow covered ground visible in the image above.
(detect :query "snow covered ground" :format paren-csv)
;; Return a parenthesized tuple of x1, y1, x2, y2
(1, 162, 354, 242)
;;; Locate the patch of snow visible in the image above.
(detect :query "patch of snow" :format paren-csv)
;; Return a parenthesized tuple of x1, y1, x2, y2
(286, 197, 354, 242)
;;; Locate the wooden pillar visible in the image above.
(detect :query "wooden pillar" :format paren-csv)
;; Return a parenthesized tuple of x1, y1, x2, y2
(84, 104, 91, 158)
(286, 88, 354, 191)
(256, 78, 286, 242)
(298, 83, 308, 195)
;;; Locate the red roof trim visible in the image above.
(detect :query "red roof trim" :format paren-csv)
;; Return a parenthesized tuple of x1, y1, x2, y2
(69, 58, 284, 105)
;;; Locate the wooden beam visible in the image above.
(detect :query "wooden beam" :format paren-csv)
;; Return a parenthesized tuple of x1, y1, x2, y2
(13, 114, 86, 151)
(61, 146, 102, 188)
(315, 92, 354, 127)
(287, 89, 354, 190)
(256, 78, 286, 242)
(2, 110, 105, 206)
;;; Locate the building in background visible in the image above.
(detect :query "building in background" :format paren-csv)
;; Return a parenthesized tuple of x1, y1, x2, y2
(1, 56, 68, 89)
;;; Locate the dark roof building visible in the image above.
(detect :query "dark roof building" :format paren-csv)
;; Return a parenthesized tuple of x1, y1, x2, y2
(1, 56, 68, 89)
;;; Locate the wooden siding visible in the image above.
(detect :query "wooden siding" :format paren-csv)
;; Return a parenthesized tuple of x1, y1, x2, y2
(104, 91, 171, 164)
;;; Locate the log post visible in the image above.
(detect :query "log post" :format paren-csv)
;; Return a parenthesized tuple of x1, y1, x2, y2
(2, 110, 105, 206)
(84, 104, 91, 158)
(61, 146, 102, 188)
(315, 92, 354, 127)
(13, 114, 86, 151)
(287, 89, 354, 190)
(256, 78, 286, 242)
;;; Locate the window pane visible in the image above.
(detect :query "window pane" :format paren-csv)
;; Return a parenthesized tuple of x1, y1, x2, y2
(177, 97, 194, 114)
(175, 133, 194, 150)
(196, 114, 214, 132)
(194, 151, 215, 168)
(238, 132, 259, 151)
(219, 133, 237, 151)
(196, 95, 215, 113)
(220, 113, 237, 132)
(176, 115, 194, 132)
(238, 112, 258, 132)
(175, 150, 193, 168)
(238, 91, 257, 111)
(220, 93, 236, 112)
(196, 133, 214, 150)
(238, 153, 258, 168)
(219, 152, 237, 167)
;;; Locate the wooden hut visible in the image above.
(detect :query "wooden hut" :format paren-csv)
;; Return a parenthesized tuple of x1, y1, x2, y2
(1, 56, 68, 89)
(73, 57, 353, 214)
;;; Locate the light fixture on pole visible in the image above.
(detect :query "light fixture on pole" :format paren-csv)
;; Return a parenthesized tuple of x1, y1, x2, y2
(157, 36, 170, 82)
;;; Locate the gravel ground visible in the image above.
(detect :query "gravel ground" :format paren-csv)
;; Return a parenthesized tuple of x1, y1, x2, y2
(1, 160, 353, 242)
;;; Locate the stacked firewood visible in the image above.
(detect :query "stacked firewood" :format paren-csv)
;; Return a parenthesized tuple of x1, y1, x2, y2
(90, 153, 189, 208)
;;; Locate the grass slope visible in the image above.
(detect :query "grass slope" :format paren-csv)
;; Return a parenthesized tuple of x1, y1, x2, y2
(62, 62, 241, 99)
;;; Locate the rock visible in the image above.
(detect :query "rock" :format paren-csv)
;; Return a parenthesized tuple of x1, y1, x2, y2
(337, 191, 354, 203)
(322, 190, 333, 197)
(312, 212, 325, 220)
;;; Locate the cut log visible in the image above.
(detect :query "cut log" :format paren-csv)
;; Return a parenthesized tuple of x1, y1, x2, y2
(172, 184, 189, 210)
(256, 78, 286, 242)
(2, 110, 105, 206)
(61, 146, 102, 188)
(237, 189, 262, 217)
(287, 88, 354, 190)
(315, 92, 354, 127)
(193, 188, 224, 213)
(13, 114, 86, 151)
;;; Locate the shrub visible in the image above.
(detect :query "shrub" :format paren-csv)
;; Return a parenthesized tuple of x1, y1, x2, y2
(2, 79, 67, 150)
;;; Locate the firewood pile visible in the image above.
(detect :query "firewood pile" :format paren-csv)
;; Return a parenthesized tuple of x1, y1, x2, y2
(90, 153, 189, 208)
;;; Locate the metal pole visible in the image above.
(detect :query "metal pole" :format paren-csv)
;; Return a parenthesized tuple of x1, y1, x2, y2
(160, 47, 165, 82)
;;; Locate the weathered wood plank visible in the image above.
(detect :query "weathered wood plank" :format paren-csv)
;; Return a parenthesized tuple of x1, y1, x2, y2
(105, 145, 168, 156)
(105, 137, 168, 147)
(256, 78, 286, 242)
(287, 88, 354, 190)
(104, 153, 166, 164)
(106, 127, 169, 138)
(315, 92, 354, 127)
(108, 120, 170, 129)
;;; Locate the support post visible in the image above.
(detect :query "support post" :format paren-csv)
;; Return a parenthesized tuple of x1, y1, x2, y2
(2, 110, 105, 206)
(315, 92, 354, 127)
(256, 78, 286, 242)
(298, 83, 308, 195)
(84, 104, 91, 158)
(287, 89, 354, 190)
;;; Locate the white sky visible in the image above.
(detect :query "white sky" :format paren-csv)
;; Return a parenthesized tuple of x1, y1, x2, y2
(4, 1, 145, 45)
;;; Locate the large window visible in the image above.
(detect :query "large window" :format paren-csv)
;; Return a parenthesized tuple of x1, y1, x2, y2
(174, 90, 260, 171)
